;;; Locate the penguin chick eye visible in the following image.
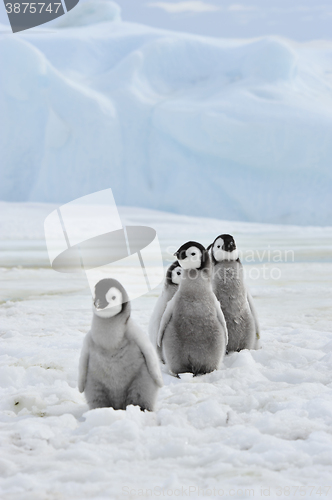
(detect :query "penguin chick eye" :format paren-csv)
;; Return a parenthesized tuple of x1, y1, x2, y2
(217, 246, 220, 248)
(191, 252, 196, 256)
(177, 271, 181, 275)
(104, 287, 122, 308)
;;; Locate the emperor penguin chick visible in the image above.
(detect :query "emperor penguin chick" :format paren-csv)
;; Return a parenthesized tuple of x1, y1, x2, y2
(78, 279, 163, 411)
(149, 261, 182, 363)
(209, 234, 260, 352)
(157, 242, 228, 376)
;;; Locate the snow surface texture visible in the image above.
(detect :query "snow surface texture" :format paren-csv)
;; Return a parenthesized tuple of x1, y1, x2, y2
(1, 15, 332, 225)
(0, 202, 332, 499)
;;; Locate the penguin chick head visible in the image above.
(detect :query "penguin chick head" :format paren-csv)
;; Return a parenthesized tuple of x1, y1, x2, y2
(166, 261, 183, 286)
(211, 234, 239, 263)
(93, 278, 129, 319)
(174, 241, 208, 270)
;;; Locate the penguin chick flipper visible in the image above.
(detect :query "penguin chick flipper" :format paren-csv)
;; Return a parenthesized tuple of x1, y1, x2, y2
(247, 291, 260, 342)
(157, 297, 175, 348)
(148, 293, 167, 349)
(213, 294, 228, 345)
(125, 320, 163, 388)
(78, 334, 91, 393)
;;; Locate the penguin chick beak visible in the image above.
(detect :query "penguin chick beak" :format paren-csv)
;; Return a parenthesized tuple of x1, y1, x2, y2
(178, 250, 188, 261)
(94, 299, 102, 309)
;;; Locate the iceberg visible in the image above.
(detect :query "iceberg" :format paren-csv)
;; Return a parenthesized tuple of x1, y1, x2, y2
(1, 16, 332, 225)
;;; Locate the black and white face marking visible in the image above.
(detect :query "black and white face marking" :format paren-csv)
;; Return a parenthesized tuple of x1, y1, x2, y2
(171, 265, 182, 285)
(212, 234, 239, 262)
(166, 261, 182, 286)
(174, 241, 205, 270)
(93, 281, 123, 318)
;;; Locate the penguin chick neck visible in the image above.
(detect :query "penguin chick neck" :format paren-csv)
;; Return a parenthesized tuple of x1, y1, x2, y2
(91, 308, 130, 350)
(179, 264, 212, 295)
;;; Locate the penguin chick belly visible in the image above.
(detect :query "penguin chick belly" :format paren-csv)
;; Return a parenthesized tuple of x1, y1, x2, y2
(164, 297, 225, 375)
(224, 308, 255, 352)
(86, 339, 145, 410)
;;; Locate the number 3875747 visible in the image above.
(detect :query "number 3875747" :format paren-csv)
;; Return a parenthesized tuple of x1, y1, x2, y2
(5, 3, 62, 14)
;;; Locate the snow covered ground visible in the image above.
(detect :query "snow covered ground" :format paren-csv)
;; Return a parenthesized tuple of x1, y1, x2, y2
(0, 202, 332, 499)
(1, 9, 332, 225)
